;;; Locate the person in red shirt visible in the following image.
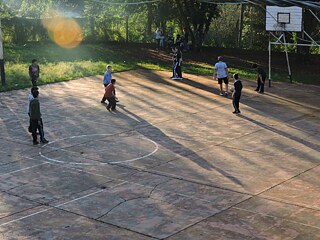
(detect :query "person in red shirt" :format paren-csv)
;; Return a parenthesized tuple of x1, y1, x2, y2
(101, 79, 117, 111)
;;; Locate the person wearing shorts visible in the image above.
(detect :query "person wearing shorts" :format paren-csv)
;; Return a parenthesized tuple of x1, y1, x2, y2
(214, 56, 229, 96)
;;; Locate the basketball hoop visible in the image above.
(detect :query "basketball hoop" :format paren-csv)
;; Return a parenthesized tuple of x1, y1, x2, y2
(274, 22, 286, 35)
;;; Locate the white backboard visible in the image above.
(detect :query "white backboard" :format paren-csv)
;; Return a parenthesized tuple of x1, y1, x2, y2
(266, 6, 303, 32)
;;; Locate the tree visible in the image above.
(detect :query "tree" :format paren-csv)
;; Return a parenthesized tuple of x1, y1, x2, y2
(174, 0, 219, 49)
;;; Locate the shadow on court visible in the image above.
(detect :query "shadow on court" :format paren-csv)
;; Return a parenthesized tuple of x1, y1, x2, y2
(0, 69, 319, 239)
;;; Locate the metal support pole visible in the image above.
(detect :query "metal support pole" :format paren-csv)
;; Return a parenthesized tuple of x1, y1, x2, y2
(282, 32, 292, 83)
(0, 18, 6, 86)
(309, 9, 320, 24)
(268, 37, 272, 87)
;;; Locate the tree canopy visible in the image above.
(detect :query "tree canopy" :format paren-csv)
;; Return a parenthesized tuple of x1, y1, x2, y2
(0, 0, 319, 53)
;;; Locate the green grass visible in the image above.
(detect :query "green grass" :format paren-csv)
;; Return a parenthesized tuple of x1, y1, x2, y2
(0, 42, 318, 92)
(0, 43, 140, 92)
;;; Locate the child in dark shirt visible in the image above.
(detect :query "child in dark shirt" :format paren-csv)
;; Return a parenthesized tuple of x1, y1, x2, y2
(170, 47, 177, 78)
(29, 59, 40, 87)
(252, 63, 266, 93)
(232, 73, 243, 114)
(29, 90, 49, 144)
(27, 86, 38, 133)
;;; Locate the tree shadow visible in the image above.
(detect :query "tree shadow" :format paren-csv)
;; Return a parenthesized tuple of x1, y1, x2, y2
(237, 114, 320, 153)
(114, 104, 244, 187)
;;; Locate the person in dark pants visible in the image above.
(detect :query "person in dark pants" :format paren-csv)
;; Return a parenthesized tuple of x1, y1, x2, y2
(170, 47, 177, 78)
(29, 59, 40, 86)
(29, 90, 49, 145)
(252, 63, 266, 93)
(173, 46, 182, 80)
(101, 79, 117, 111)
(27, 86, 38, 133)
(232, 73, 243, 114)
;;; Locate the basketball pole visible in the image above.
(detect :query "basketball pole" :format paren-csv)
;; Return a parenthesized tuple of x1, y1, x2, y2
(282, 32, 292, 83)
(0, 18, 6, 86)
(268, 33, 272, 87)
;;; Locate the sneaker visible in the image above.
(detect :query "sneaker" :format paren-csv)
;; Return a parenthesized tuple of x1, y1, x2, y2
(33, 141, 39, 145)
(225, 92, 228, 97)
(254, 88, 259, 91)
(172, 77, 178, 80)
(177, 77, 183, 80)
(219, 92, 224, 96)
(259, 91, 264, 94)
(40, 138, 49, 144)
(106, 107, 111, 111)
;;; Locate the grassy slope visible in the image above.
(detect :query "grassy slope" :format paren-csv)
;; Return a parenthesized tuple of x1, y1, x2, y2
(1, 42, 319, 92)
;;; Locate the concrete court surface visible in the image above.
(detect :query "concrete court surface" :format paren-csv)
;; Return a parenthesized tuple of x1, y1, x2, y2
(0, 69, 319, 240)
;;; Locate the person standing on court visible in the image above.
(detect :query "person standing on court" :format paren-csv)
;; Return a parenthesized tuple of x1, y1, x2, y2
(214, 56, 229, 96)
(29, 90, 49, 145)
(232, 73, 243, 114)
(29, 59, 40, 86)
(103, 65, 112, 87)
(173, 46, 183, 80)
(252, 63, 266, 93)
(101, 65, 113, 103)
(27, 86, 38, 133)
(102, 79, 117, 111)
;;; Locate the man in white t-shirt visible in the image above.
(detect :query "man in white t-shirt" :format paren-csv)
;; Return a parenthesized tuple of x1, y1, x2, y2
(214, 56, 229, 96)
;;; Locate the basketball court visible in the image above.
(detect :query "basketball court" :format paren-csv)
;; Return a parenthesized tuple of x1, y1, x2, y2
(0, 69, 319, 239)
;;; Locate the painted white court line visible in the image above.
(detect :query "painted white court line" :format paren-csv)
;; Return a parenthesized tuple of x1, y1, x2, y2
(0, 162, 50, 177)
(0, 188, 105, 227)
(39, 133, 159, 165)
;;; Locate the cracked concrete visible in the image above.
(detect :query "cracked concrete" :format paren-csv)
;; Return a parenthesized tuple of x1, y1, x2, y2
(0, 69, 319, 239)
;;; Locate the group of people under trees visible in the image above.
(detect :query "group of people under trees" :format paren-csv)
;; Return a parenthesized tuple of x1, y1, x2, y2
(155, 27, 189, 51)
(26, 55, 266, 145)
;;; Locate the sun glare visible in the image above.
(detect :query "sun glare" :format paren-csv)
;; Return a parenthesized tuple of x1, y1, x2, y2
(42, 12, 83, 49)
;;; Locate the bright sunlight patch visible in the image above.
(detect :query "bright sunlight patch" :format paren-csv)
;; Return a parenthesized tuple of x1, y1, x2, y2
(42, 12, 83, 49)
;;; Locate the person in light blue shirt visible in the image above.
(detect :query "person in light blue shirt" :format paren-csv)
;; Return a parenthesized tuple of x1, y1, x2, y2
(214, 56, 229, 96)
(103, 65, 112, 87)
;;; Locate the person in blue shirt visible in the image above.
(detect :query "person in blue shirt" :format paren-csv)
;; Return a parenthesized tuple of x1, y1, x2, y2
(103, 65, 112, 87)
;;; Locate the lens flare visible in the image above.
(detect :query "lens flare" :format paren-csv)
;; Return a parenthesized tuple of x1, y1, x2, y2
(42, 13, 83, 49)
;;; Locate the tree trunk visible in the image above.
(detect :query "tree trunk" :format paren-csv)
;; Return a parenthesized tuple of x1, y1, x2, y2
(237, 4, 245, 48)
(147, 3, 153, 40)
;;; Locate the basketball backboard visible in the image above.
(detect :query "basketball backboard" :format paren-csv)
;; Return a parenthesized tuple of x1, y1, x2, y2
(266, 6, 303, 32)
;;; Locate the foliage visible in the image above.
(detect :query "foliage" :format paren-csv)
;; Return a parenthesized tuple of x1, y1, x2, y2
(1, 43, 318, 92)
(0, 1, 319, 52)
(174, 0, 219, 49)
